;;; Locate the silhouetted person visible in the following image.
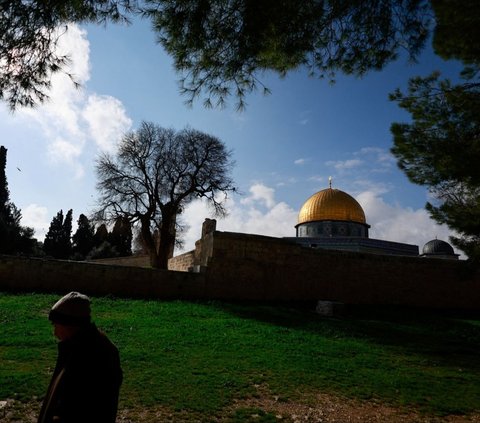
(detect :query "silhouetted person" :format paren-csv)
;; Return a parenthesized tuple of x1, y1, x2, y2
(38, 292, 122, 423)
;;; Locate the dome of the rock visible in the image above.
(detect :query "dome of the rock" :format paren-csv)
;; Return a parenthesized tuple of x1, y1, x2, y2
(298, 187, 366, 225)
(295, 186, 370, 239)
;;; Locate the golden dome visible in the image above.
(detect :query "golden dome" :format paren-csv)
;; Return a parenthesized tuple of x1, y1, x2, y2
(298, 188, 366, 225)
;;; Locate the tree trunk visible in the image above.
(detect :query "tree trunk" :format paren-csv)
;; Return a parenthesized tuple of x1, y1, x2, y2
(140, 212, 176, 269)
(157, 212, 176, 270)
(149, 249, 161, 269)
(140, 216, 161, 269)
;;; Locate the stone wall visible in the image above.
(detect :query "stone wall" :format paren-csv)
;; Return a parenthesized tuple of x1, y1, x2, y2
(91, 253, 195, 271)
(0, 255, 205, 299)
(168, 251, 196, 272)
(199, 231, 480, 309)
(90, 255, 150, 267)
(1, 230, 479, 309)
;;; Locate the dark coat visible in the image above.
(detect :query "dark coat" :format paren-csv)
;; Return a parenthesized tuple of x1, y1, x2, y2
(38, 324, 122, 423)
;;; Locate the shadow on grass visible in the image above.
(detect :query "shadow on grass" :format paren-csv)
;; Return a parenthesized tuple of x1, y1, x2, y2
(208, 301, 480, 371)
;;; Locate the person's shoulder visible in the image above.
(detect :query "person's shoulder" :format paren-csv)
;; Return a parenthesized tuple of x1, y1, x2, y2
(95, 327, 118, 355)
(75, 324, 118, 355)
(72, 328, 120, 372)
(97, 330, 119, 355)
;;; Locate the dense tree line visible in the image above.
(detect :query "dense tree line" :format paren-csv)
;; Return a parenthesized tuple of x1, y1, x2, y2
(43, 211, 133, 260)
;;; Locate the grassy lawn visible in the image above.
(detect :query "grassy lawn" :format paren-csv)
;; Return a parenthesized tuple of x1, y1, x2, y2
(1, 292, 479, 420)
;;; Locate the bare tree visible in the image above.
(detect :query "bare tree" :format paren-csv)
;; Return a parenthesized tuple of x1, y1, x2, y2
(94, 121, 236, 269)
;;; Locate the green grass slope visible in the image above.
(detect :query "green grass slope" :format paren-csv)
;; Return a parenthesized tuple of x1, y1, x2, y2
(1, 292, 479, 417)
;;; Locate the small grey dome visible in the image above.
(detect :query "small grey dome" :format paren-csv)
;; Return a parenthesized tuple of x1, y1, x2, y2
(422, 239, 455, 256)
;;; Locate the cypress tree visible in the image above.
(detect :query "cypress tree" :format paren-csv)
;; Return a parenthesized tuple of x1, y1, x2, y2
(0, 146, 9, 214)
(44, 209, 73, 259)
(72, 214, 95, 258)
(0, 146, 36, 255)
(109, 216, 132, 256)
(94, 223, 109, 248)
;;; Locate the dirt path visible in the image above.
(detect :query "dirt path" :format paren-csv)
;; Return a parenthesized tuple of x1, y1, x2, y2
(223, 393, 480, 423)
(2, 394, 479, 422)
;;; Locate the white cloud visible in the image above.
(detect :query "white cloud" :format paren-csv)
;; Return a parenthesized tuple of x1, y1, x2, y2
(324, 147, 395, 179)
(55, 25, 91, 84)
(47, 137, 85, 179)
(361, 148, 395, 172)
(178, 183, 298, 253)
(21, 204, 50, 241)
(83, 94, 132, 152)
(233, 200, 296, 237)
(352, 179, 391, 196)
(357, 190, 458, 253)
(294, 158, 307, 165)
(16, 24, 131, 176)
(326, 159, 363, 171)
(19, 25, 90, 136)
(240, 183, 276, 208)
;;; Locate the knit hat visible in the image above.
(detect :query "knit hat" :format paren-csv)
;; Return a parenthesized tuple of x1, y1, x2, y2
(48, 292, 91, 327)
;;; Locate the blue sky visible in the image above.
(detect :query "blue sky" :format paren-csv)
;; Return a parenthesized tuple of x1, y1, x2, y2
(0, 19, 464, 255)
